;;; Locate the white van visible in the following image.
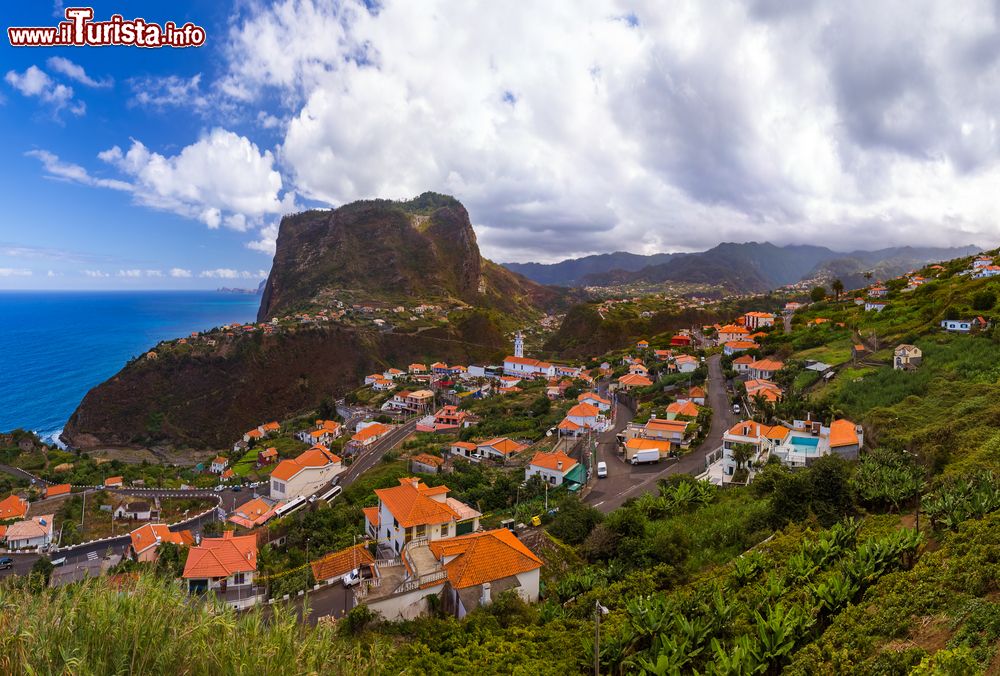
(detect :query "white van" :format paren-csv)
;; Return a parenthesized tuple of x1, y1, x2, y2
(732, 403, 741, 415)
(596, 461, 608, 478)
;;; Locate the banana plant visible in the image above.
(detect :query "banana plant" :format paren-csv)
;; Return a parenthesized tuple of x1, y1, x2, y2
(730, 552, 765, 588)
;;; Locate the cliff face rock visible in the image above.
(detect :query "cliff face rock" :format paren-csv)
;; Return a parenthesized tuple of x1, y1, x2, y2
(258, 192, 552, 321)
(62, 326, 504, 450)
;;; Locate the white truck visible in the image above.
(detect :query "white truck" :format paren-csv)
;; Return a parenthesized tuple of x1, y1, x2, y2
(630, 449, 661, 465)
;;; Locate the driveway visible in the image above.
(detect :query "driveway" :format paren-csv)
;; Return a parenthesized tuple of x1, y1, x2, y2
(588, 354, 736, 513)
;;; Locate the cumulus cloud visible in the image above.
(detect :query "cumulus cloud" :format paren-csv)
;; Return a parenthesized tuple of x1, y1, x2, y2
(205, 0, 1000, 261)
(26, 150, 132, 191)
(83, 270, 109, 278)
(247, 222, 280, 255)
(97, 128, 290, 229)
(117, 269, 163, 278)
(5, 65, 85, 117)
(46, 57, 112, 88)
(169, 267, 193, 278)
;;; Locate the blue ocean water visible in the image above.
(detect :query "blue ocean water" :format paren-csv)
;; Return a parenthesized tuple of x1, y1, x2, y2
(0, 291, 260, 443)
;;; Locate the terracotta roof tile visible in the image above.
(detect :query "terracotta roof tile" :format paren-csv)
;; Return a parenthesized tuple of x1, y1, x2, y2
(428, 528, 542, 589)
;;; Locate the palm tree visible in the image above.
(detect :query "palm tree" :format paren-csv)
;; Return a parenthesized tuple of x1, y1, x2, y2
(731, 443, 756, 470)
(863, 271, 874, 281)
(831, 279, 844, 301)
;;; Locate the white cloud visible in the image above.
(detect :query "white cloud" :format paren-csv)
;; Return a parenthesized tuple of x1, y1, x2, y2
(208, 0, 1000, 261)
(83, 270, 109, 278)
(0, 268, 32, 277)
(198, 268, 268, 279)
(169, 267, 193, 278)
(247, 222, 280, 255)
(117, 269, 163, 278)
(46, 57, 112, 88)
(27, 150, 131, 191)
(98, 128, 289, 229)
(129, 73, 209, 110)
(5, 65, 85, 117)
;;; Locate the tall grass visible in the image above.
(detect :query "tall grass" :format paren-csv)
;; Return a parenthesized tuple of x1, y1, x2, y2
(0, 576, 391, 675)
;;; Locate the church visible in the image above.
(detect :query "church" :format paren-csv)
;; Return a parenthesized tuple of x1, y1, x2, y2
(502, 331, 556, 378)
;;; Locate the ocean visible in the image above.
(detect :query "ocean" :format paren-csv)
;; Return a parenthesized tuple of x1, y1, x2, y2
(0, 291, 261, 444)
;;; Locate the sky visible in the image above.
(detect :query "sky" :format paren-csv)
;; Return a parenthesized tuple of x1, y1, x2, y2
(2, 1, 1000, 289)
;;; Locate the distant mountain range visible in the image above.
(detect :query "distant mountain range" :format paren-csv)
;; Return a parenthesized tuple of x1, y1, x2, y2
(502, 242, 981, 292)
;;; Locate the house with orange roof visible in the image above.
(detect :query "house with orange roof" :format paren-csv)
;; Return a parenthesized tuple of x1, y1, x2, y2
(228, 497, 284, 530)
(349, 421, 392, 450)
(717, 324, 751, 343)
(670, 334, 692, 347)
(296, 420, 342, 445)
(868, 285, 889, 298)
(310, 543, 376, 585)
(623, 437, 672, 462)
(654, 349, 673, 361)
(502, 355, 555, 379)
(209, 456, 229, 475)
(674, 354, 700, 373)
(578, 391, 612, 413)
(372, 374, 397, 391)
(475, 437, 528, 461)
(525, 451, 584, 488)
(666, 400, 700, 419)
(4, 514, 54, 550)
(732, 354, 755, 374)
(561, 402, 604, 434)
(257, 447, 278, 467)
(411, 453, 445, 474)
(641, 418, 690, 449)
(0, 494, 29, 521)
(269, 445, 343, 501)
(44, 483, 71, 499)
(409, 363, 428, 374)
(104, 476, 123, 488)
(383, 367, 405, 380)
(743, 311, 776, 330)
(686, 386, 706, 405)
(430, 528, 543, 613)
(126, 523, 194, 563)
(723, 340, 758, 356)
(747, 358, 784, 380)
(182, 531, 261, 609)
(636, 339, 650, 349)
(628, 362, 649, 377)
(432, 405, 476, 429)
(366, 477, 481, 554)
(385, 389, 435, 413)
(617, 373, 653, 390)
(745, 379, 783, 403)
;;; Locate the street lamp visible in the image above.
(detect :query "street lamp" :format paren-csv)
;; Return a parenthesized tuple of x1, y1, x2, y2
(594, 600, 609, 675)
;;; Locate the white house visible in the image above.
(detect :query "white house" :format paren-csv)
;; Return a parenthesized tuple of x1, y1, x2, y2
(182, 532, 261, 610)
(865, 301, 888, 312)
(502, 331, 555, 378)
(524, 451, 582, 487)
(578, 392, 612, 413)
(743, 312, 776, 329)
(269, 446, 343, 500)
(3, 514, 54, 549)
(975, 265, 1000, 278)
(364, 477, 481, 555)
(941, 318, 982, 332)
(209, 457, 228, 474)
(674, 355, 699, 373)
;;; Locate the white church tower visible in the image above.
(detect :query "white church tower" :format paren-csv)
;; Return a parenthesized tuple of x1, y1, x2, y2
(513, 331, 524, 358)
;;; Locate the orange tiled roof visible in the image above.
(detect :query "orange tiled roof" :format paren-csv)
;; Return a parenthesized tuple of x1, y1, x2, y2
(104, 476, 123, 487)
(625, 437, 672, 452)
(645, 418, 689, 433)
(578, 392, 611, 406)
(477, 438, 527, 455)
(212, 457, 228, 466)
(529, 451, 578, 473)
(689, 386, 706, 398)
(362, 506, 380, 527)
(375, 477, 459, 528)
(749, 358, 785, 372)
(182, 531, 257, 579)
(503, 355, 553, 369)
(45, 484, 71, 498)
(558, 418, 581, 431)
(451, 441, 476, 450)
(352, 423, 391, 443)
(261, 422, 280, 432)
(428, 528, 542, 589)
(733, 355, 755, 365)
(412, 453, 444, 467)
(4, 514, 53, 542)
(270, 446, 341, 482)
(310, 543, 375, 583)
(0, 495, 28, 520)
(829, 419, 860, 448)
(566, 402, 600, 418)
(618, 374, 653, 387)
(130, 523, 193, 555)
(666, 401, 700, 417)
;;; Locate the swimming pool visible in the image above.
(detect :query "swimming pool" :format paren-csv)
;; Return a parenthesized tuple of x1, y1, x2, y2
(788, 436, 821, 454)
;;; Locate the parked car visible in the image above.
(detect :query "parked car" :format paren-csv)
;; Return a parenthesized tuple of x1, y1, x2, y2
(732, 403, 741, 414)
(342, 564, 377, 587)
(0, 557, 13, 570)
(596, 461, 608, 478)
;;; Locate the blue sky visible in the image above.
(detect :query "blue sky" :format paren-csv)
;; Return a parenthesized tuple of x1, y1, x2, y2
(2, 1, 999, 289)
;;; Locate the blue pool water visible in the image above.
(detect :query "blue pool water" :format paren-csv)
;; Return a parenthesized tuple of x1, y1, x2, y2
(789, 436, 821, 453)
(0, 291, 260, 443)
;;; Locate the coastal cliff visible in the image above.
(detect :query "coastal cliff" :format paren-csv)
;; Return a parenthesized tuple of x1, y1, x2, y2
(63, 193, 559, 450)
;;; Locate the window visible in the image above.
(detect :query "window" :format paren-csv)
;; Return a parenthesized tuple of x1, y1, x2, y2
(415, 524, 426, 538)
(271, 480, 284, 493)
(233, 573, 245, 586)
(440, 524, 449, 537)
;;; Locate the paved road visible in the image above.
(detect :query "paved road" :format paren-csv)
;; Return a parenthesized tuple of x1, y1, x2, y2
(0, 552, 40, 580)
(341, 419, 417, 488)
(587, 353, 736, 513)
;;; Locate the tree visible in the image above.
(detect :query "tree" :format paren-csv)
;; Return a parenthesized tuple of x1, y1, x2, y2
(972, 290, 996, 311)
(731, 443, 756, 470)
(546, 495, 603, 545)
(809, 286, 827, 303)
(863, 271, 874, 281)
(530, 395, 551, 417)
(831, 279, 844, 301)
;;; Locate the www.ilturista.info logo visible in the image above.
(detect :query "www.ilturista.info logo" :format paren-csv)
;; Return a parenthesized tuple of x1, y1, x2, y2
(8, 7, 206, 48)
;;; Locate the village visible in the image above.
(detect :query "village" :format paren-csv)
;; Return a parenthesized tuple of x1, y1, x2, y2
(2, 250, 998, 626)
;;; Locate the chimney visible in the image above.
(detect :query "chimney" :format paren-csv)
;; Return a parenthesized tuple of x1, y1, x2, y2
(556, 461, 563, 470)
(480, 582, 492, 606)
(411, 478, 419, 489)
